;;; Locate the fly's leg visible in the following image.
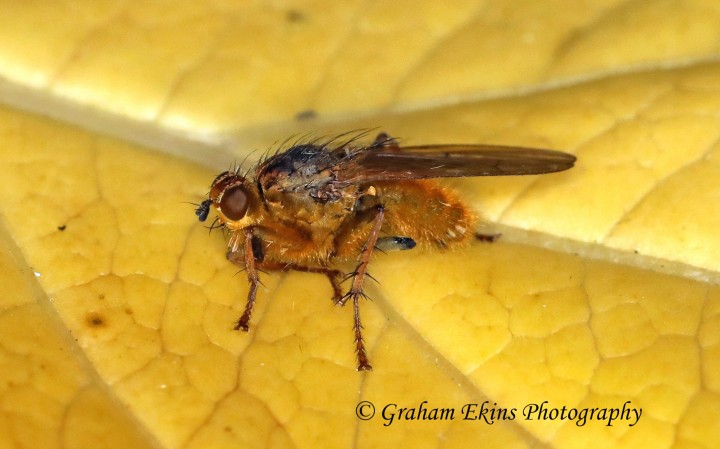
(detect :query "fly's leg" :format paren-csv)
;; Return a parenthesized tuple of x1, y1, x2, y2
(226, 212, 383, 371)
(228, 228, 260, 331)
(376, 236, 416, 252)
(284, 265, 343, 303)
(227, 236, 344, 329)
(253, 262, 344, 303)
(338, 204, 385, 371)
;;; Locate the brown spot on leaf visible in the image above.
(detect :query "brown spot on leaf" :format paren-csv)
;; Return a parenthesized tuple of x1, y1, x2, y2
(295, 109, 317, 121)
(85, 312, 106, 328)
(286, 9, 306, 23)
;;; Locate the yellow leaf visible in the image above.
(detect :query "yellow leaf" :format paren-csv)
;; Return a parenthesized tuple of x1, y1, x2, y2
(1, 2, 719, 449)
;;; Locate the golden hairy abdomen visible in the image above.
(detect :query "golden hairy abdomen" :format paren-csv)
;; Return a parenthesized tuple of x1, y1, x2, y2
(375, 179, 476, 249)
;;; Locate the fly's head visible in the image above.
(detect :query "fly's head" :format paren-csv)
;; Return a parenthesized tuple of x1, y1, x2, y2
(196, 171, 261, 231)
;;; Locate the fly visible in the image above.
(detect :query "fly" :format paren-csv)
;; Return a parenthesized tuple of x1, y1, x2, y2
(196, 131, 576, 371)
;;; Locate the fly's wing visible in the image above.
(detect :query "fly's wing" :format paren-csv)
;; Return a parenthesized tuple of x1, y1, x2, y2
(336, 144, 576, 183)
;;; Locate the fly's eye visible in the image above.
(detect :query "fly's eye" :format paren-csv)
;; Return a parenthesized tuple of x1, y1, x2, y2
(219, 185, 248, 220)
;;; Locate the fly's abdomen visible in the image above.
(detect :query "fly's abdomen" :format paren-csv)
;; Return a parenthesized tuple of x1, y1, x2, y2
(375, 180, 476, 249)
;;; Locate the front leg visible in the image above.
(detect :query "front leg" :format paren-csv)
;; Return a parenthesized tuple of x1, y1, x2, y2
(228, 228, 260, 331)
(226, 231, 344, 329)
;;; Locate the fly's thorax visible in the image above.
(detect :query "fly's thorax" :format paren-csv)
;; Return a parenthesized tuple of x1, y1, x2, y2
(263, 181, 360, 229)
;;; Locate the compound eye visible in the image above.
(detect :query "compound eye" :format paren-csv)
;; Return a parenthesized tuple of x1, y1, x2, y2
(219, 185, 248, 220)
